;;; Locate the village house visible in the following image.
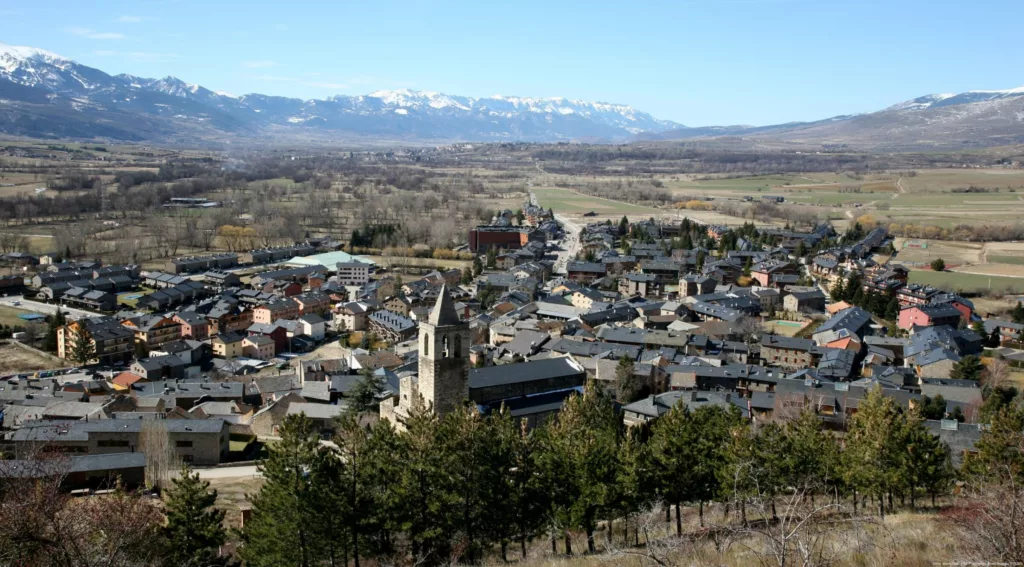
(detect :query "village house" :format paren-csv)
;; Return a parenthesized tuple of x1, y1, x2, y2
(898, 304, 965, 330)
(122, 315, 182, 354)
(172, 311, 211, 341)
(58, 317, 134, 364)
(253, 299, 300, 324)
(211, 332, 246, 359)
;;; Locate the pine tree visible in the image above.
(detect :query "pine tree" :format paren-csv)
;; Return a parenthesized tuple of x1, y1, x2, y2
(950, 354, 985, 381)
(884, 297, 900, 321)
(396, 404, 451, 563)
(653, 404, 740, 531)
(971, 320, 987, 337)
(613, 356, 642, 403)
(689, 406, 741, 526)
(44, 310, 66, 353)
(360, 420, 406, 557)
(650, 403, 694, 536)
(68, 326, 96, 366)
(830, 279, 846, 302)
(490, 408, 546, 561)
(965, 405, 1024, 483)
(898, 409, 954, 508)
(536, 381, 619, 553)
(843, 387, 903, 518)
(438, 406, 496, 564)
(785, 409, 841, 497)
(241, 413, 325, 567)
(162, 464, 227, 566)
(614, 427, 655, 546)
(1012, 301, 1024, 324)
(349, 369, 386, 413)
(309, 440, 352, 566)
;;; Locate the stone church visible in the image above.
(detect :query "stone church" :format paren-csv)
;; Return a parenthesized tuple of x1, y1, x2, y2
(380, 284, 470, 427)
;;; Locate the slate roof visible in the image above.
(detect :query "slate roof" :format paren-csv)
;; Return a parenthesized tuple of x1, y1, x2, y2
(469, 357, 584, 389)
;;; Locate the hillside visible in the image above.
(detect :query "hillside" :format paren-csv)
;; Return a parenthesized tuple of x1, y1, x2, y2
(0, 43, 679, 144)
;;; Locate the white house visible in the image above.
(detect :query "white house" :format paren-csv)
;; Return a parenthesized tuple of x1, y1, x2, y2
(335, 262, 371, 286)
(298, 313, 327, 341)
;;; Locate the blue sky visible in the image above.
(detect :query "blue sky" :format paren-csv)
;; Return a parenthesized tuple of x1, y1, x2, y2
(1, 0, 1022, 126)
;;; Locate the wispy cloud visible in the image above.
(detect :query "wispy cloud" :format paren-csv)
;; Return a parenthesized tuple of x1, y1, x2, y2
(93, 49, 178, 62)
(242, 60, 277, 69)
(115, 15, 152, 23)
(249, 73, 352, 92)
(66, 27, 125, 40)
(306, 82, 351, 90)
(252, 74, 297, 82)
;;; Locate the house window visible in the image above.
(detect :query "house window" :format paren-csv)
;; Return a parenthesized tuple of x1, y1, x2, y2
(176, 440, 194, 448)
(97, 440, 130, 448)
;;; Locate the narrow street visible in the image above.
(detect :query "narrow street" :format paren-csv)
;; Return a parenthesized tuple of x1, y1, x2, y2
(0, 295, 97, 321)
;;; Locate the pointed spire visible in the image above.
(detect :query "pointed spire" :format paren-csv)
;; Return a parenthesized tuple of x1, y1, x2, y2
(428, 284, 461, 326)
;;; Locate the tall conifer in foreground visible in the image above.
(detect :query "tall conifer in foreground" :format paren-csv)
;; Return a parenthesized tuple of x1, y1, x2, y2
(240, 413, 323, 567)
(161, 464, 226, 566)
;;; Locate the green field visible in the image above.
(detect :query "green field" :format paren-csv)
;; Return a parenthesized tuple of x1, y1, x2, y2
(0, 305, 43, 329)
(534, 187, 661, 215)
(909, 270, 1024, 293)
(989, 255, 1024, 266)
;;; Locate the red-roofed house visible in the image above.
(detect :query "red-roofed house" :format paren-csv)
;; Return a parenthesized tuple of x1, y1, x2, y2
(111, 371, 143, 391)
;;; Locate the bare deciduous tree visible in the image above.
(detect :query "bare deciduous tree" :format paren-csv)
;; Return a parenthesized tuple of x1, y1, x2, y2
(139, 420, 180, 490)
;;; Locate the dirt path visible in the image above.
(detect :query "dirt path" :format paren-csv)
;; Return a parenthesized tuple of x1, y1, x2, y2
(892, 177, 906, 199)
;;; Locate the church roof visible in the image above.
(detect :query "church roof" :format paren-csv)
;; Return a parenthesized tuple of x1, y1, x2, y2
(428, 284, 461, 326)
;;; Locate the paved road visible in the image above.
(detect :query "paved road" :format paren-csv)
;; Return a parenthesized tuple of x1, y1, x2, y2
(0, 295, 97, 321)
(553, 214, 583, 275)
(196, 465, 261, 479)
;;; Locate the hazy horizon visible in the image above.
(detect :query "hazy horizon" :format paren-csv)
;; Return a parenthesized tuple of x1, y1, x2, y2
(2, 0, 1023, 127)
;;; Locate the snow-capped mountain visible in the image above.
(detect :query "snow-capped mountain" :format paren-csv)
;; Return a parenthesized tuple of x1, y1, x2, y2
(886, 88, 1024, 112)
(5, 41, 1024, 148)
(0, 42, 680, 142)
(641, 86, 1024, 149)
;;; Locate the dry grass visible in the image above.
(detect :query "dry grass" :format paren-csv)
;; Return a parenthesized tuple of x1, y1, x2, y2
(0, 341, 59, 374)
(500, 508, 956, 567)
(207, 475, 264, 531)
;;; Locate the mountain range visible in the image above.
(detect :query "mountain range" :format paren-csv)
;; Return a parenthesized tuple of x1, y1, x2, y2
(2, 42, 1024, 149)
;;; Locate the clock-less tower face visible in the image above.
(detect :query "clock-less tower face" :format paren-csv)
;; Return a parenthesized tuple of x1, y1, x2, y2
(417, 285, 469, 416)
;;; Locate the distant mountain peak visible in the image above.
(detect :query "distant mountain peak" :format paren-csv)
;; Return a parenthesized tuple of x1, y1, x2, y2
(0, 42, 68, 64)
(887, 87, 1024, 112)
(0, 44, 681, 142)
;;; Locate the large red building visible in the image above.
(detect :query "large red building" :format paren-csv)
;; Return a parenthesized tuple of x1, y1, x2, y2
(469, 226, 536, 253)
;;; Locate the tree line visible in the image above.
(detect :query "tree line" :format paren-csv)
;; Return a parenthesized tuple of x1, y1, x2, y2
(234, 382, 1020, 566)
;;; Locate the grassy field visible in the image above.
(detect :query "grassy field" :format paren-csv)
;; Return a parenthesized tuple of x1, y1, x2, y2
(0, 341, 58, 374)
(989, 255, 1024, 265)
(649, 168, 1024, 232)
(909, 270, 1024, 293)
(0, 305, 44, 328)
(534, 187, 662, 215)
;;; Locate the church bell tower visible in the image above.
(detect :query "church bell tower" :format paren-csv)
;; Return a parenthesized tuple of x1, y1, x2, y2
(417, 284, 469, 415)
